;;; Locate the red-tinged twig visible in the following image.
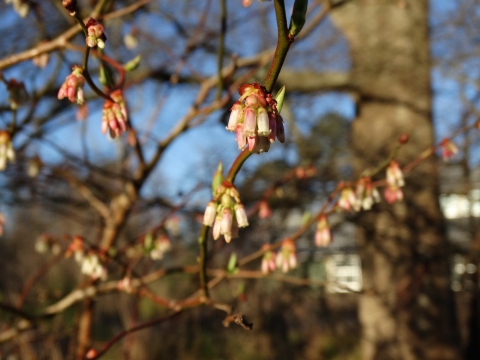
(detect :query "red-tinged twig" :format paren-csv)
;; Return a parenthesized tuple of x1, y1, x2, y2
(87, 311, 182, 360)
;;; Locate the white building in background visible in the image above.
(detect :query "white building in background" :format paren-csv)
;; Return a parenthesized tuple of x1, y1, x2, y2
(325, 254, 362, 293)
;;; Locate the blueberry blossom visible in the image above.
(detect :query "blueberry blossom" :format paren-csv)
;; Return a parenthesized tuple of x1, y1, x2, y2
(58, 66, 85, 105)
(86, 18, 106, 49)
(226, 83, 285, 154)
(101, 90, 128, 138)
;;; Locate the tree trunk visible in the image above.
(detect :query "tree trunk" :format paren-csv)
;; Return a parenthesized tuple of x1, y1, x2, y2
(331, 1, 460, 359)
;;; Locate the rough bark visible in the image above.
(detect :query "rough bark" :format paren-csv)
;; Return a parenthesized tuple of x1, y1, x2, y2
(330, 1, 461, 359)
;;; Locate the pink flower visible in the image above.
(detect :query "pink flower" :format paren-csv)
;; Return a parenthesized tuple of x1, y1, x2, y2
(384, 185, 404, 204)
(58, 66, 85, 105)
(242, 0, 254, 7)
(355, 177, 381, 211)
(258, 200, 272, 219)
(338, 187, 357, 212)
(261, 244, 276, 274)
(440, 139, 458, 162)
(101, 90, 128, 138)
(86, 18, 106, 49)
(315, 215, 332, 247)
(226, 83, 285, 151)
(276, 239, 297, 273)
(386, 160, 405, 187)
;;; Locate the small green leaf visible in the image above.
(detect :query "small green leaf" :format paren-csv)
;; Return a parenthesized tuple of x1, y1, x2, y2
(144, 233, 153, 251)
(301, 211, 311, 225)
(227, 252, 237, 273)
(212, 162, 224, 197)
(124, 55, 141, 72)
(289, 0, 308, 38)
(275, 86, 286, 113)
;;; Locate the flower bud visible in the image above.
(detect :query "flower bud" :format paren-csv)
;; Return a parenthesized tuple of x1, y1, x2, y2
(235, 204, 249, 228)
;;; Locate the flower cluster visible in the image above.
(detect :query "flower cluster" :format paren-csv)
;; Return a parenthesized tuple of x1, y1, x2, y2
(65, 236, 107, 280)
(440, 139, 458, 162)
(227, 83, 285, 154)
(203, 184, 248, 243)
(276, 238, 297, 273)
(315, 215, 332, 248)
(0, 130, 15, 171)
(355, 177, 381, 211)
(384, 160, 405, 204)
(58, 66, 85, 105)
(101, 90, 128, 138)
(86, 18, 106, 49)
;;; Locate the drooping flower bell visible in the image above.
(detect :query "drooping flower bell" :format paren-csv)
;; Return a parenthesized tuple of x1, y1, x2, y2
(338, 186, 357, 212)
(226, 83, 285, 154)
(0, 130, 15, 171)
(276, 238, 297, 273)
(261, 244, 276, 274)
(384, 160, 405, 204)
(203, 183, 249, 243)
(101, 90, 128, 138)
(355, 177, 381, 211)
(58, 66, 85, 105)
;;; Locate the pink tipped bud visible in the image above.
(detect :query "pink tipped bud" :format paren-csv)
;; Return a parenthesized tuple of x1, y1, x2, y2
(258, 200, 272, 219)
(384, 185, 404, 204)
(315, 215, 331, 247)
(386, 161, 405, 187)
(212, 216, 221, 240)
(440, 139, 459, 162)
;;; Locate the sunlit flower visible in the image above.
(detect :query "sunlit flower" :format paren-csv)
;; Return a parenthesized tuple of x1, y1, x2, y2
(355, 177, 381, 211)
(58, 66, 85, 105)
(338, 186, 357, 212)
(81, 253, 107, 280)
(276, 238, 297, 273)
(261, 244, 276, 274)
(0, 130, 15, 171)
(315, 215, 332, 247)
(86, 18, 106, 49)
(386, 160, 405, 187)
(226, 83, 285, 152)
(384, 184, 404, 204)
(235, 204, 249, 228)
(203, 201, 217, 226)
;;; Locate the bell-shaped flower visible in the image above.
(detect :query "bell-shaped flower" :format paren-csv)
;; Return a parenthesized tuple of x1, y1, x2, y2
(261, 244, 276, 274)
(338, 186, 357, 212)
(276, 238, 297, 273)
(315, 215, 332, 247)
(384, 184, 404, 204)
(58, 66, 85, 105)
(386, 160, 405, 187)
